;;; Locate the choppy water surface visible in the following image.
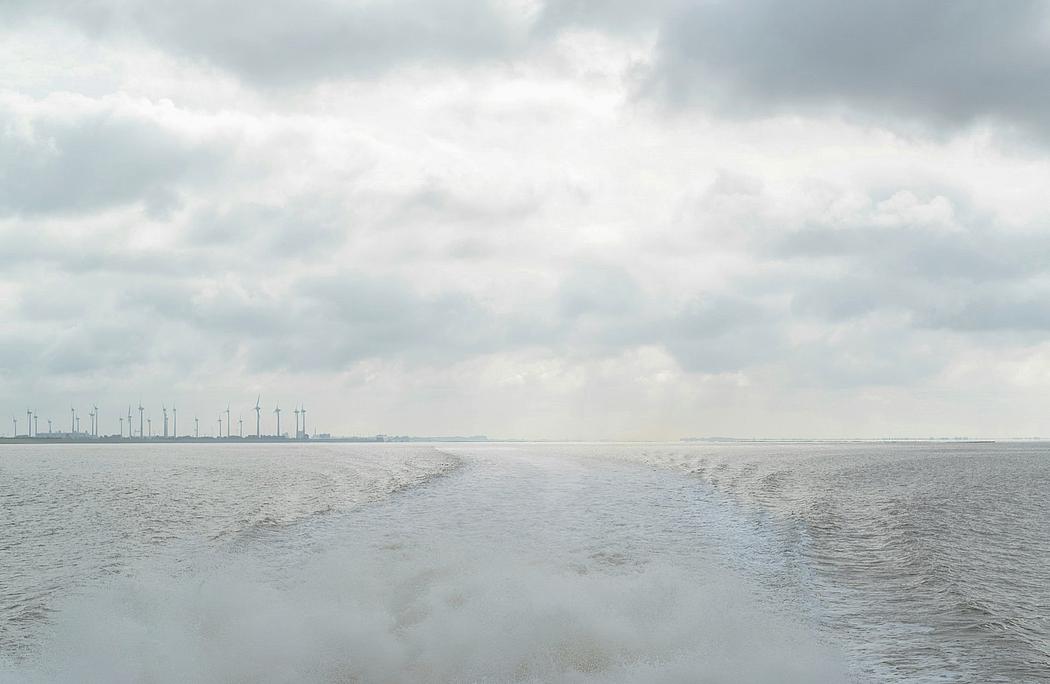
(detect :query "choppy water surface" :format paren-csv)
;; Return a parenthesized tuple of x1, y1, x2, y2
(609, 441, 1050, 682)
(1, 442, 1048, 682)
(0, 444, 456, 653)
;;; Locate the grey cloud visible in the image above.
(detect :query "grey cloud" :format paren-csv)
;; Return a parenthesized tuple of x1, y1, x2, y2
(664, 294, 785, 374)
(39, 322, 146, 375)
(255, 273, 508, 370)
(790, 275, 898, 322)
(282, 270, 790, 376)
(0, 309, 155, 377)
(558, 265, 645, 318)
(10, 0, 1050, 146)
(778, 218, 1050, 334)
(142, 0, 527, 86)
(550, 265, 656, 355)
(185, 199, 348, 260)
(93, 271, 509, 378)
(4, 0, 530, 87)
(775, 224, 1050, 283)
(550, 267, 789, 375)
(122, 281, 287, 339)
(789, 320, 947, 389)
(380, 178, 544, 233)
(0, 333, 39, 375)
(917, 287, 1050, 333)
(535, 0, 677, 33)
(0, 102, 226, 217)
(0, 227, 222, 278)
(94, 263, 791, 378)
(650, 0, 1050, 137)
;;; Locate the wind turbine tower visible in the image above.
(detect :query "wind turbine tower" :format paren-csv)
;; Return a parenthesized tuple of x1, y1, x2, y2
(93, 405, 99, 437)
(147, 416, 152, 438)
(71, 407, 75, 433)
(128, 406, 133, 438)
(26, 409, 32, 438)
(194, 416, 199, 438)
(119, 416, 124, 437)
(301, 405, 307, 439)
(254, 396, 262, 438)
(274, 403, 281, 438)
(33, 413, 38, 438)
(12, 417, 17, 437)
(88, 407, 95, 437)
(163, 405, 168, 438)
(238, 415, 243, 438)
(173, 405, 177, 438)
(138, 403, 144, 438)
(225, 404, 231, 438)
(294, 405, 300, 439)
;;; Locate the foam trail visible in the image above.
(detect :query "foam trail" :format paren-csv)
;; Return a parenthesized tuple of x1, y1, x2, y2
(2, 446, 848, 682)
(3, 547, 844, 683)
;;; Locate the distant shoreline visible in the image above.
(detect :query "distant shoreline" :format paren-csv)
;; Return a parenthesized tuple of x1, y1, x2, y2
(679, 437, 1003, 444)
(0, 437, 1028, 446)
(0, 436, 491, 445)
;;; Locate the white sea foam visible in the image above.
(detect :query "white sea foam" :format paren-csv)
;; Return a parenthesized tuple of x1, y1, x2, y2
(4, 539, 842, 683)
(2, 444, 847, 683)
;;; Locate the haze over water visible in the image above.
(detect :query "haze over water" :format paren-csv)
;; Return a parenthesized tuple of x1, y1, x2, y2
(2, 442, 1047, 682)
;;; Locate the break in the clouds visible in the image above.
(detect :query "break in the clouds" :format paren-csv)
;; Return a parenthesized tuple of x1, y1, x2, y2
(3, 1, 1050, 439)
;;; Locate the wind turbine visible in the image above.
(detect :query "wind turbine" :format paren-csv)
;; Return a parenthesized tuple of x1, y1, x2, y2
(274, 403, 281, 438)
(119, 416, 124, 437)
(128, 406, 133, 438)
(172, 404, 177, 438)
(33, 413, 38, 438)
(71, 406, 75, 433)
(238, 415, 243, 438)
(138, 403, 144, 438)
(301, 405, 307, 438)
(94, 405, 99, 437)
(75, 412, 80, 434)
(162, 405, 168, 438)
(147, 416, 152, 438)
(225, 404, 231, 438)
(254, 396, 262, 438)
(12, 416, 17, 437)
(26, 409, 32, 438)
(47, 418, 53, 434)
(88, 407, 95, 437)
(294, 405, 300, 439)
(217, 415, 222, 439)
(194, 416, 199, 438)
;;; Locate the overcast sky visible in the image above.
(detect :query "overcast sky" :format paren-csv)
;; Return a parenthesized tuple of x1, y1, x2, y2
(4, 1, 1050, 439)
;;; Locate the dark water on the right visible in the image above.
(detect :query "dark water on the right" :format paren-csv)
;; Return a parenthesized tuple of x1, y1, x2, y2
(617, 441, 1050, 682)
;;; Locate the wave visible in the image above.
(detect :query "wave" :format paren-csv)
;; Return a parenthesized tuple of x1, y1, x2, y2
(2, 445, 846, 683)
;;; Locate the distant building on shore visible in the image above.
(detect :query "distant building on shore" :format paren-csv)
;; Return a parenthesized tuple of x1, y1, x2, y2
(35, 431, 93, 439)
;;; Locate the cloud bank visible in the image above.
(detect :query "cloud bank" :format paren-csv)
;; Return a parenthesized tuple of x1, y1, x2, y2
(3, 1, 1050, 438)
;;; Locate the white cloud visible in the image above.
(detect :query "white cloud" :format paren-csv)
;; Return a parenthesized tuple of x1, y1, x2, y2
(3, 2, 1050, 438)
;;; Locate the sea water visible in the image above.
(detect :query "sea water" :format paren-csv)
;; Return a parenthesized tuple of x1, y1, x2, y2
(1, 442, 1047, 682)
